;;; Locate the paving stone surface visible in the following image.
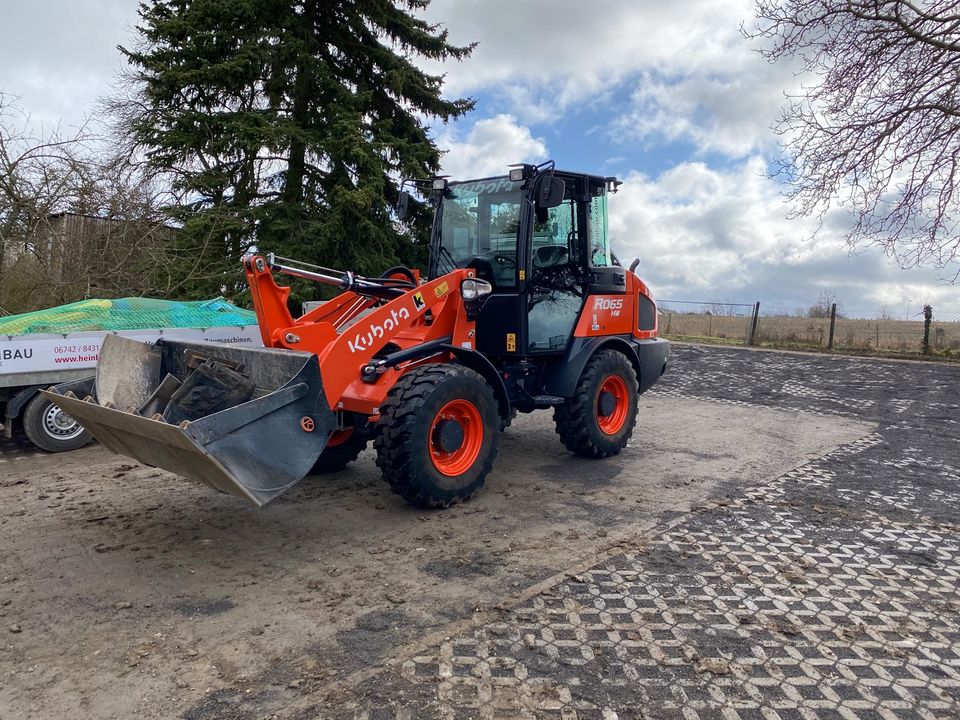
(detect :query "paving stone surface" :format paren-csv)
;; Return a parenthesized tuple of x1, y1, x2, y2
(309, 345, 960, 719)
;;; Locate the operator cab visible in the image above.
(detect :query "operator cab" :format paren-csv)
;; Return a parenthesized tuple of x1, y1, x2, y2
(423, 163, 624, 357)
(431, 177, 523, 291)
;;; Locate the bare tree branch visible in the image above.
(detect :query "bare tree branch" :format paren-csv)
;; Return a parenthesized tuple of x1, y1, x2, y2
(747, 1, 960, 280)
(0, 93, 178, 313)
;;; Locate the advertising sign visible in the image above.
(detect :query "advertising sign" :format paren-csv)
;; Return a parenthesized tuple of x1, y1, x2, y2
(0, 326, 262, 377)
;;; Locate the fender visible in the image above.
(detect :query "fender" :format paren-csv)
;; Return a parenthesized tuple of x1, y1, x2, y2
(541, 336, 643, 398)
(3, 379, 95, 437)
(439, 344, 512, 423)
(4, 385, 42, 434)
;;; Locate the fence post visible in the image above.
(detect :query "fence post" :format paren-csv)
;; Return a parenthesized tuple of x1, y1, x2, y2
(748, 301, 760, 346)
(923, 305, 933, 355)
(827, 303, 837, 350)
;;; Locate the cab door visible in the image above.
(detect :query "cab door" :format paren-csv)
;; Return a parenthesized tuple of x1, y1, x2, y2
(525, 179, 586, 354)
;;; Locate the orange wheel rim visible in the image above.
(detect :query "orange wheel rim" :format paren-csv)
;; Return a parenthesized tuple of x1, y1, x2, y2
(428, 399, 483, 476)
(596, 374, 629, 435)
(327, 428, 353, 447)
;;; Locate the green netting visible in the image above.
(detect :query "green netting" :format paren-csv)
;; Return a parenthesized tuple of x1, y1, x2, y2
(0, 297, 257, 335)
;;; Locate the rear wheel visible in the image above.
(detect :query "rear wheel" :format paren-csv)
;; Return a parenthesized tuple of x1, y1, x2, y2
(374, 364, 500, 508)
(554, 349, 639, 458)
(19, 393, 92, 453)
(310, 428, 369, 474)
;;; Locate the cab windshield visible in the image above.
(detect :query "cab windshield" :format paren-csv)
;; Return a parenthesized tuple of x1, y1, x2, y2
(433, 177, 524, 289)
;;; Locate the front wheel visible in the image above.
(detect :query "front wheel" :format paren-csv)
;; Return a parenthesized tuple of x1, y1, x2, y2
(374, 364, 500, 508)
(554, 349, 639, 458)
(19, 393, 93, 452)
(310, 428, 370, 474)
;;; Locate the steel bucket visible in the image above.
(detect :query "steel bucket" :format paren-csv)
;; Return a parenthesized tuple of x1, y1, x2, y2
(42, 335, 336, 506)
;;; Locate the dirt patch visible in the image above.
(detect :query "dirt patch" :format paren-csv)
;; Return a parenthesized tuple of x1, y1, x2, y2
(421, 552, 503, 579)
(172, 598, 237, 618)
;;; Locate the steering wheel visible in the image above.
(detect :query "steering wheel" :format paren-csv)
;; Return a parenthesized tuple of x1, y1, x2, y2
(379, 265, 417, 287)
(533, 245, 569, 268)
(492, 254, 516, 268)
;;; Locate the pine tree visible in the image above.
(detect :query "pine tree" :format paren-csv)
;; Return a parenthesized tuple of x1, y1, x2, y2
(117, 0, 473, 301)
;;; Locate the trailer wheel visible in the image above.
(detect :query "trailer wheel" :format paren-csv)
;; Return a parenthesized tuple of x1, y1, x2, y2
(374, 364, 500, 508)
(20, 393, 92, 453)
(554, 349, 638, 459)
(310, 428, 369, 474)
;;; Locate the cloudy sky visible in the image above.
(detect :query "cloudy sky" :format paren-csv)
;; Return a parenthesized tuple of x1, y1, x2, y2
(2, 0, 958, 316)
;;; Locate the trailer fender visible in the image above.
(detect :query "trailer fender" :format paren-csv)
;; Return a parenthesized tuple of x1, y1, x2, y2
(4, 376, 97, 438)
(5, 386, 41, 435)
(440, 344, 511, 424)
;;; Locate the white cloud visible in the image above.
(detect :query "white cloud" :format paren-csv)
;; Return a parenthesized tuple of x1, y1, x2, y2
(426, 0, 754, 89)
(426, 0, 799, 159)
(608, 159, 960, 314)
(614, 62, 799, 158)
(424, 0, 758, 121)
(0, 0, 776, 158)
(435, 114, 548, 179)
(0, 0, 137, 131)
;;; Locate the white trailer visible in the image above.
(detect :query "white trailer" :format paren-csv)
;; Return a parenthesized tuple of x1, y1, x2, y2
(1, 325, 262, 452)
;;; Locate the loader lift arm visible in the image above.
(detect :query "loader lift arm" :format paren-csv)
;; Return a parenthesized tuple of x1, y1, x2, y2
(244, 254, 483, 418)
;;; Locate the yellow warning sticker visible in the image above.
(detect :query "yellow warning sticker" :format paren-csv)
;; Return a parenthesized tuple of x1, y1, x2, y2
(506, 333, 517, 352)
(434, 281, 449, 298)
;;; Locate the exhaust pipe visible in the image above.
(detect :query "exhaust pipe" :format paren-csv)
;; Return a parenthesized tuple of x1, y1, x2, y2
(42, 335, 337, 506)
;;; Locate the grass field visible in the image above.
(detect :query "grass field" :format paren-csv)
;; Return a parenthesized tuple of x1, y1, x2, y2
(659, 311, 960, 357)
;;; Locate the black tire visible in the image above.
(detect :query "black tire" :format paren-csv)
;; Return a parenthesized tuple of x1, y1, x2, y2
(310, 429, 369, 474)
(553, 349, 639, 459)
(20, 393, 92, 453)
(374, 364, 500, 508)
(10, 420, 33, 448)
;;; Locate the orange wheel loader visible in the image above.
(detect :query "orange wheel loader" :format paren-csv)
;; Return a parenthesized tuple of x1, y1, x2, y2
(43, 162, 669, 508)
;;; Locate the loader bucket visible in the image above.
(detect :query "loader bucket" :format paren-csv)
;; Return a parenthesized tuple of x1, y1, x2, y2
(41, 335, 337, 507)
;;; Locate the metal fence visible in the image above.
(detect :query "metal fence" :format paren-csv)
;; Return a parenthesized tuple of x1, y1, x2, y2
(658, 300, 960, 359)
(658, 301, 758, 344)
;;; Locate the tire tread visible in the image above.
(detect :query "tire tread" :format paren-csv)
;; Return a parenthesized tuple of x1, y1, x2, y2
(553, 349, 638, 458)
(374, 364, 498, 508)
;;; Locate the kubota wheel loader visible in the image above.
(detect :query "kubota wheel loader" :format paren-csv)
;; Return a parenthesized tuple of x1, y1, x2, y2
(43, 161, 669, 508)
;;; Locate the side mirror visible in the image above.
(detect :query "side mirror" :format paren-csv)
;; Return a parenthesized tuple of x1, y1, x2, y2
(535, 175, 565, 209)
(396, 191, 413, 221)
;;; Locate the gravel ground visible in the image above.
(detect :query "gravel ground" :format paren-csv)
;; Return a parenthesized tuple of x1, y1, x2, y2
(2, 343, 956, 719)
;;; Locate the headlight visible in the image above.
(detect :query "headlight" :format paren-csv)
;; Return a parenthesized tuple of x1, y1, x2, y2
(461, 278, 492, 302)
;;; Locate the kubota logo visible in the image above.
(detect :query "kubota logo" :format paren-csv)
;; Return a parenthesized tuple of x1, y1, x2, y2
(347, 306, 412, 353)
(593, 297, 623, 311)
